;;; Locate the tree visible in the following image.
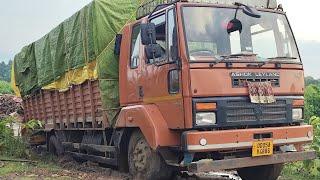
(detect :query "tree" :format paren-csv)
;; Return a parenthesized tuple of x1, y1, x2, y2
(305, 85, 320, 120)
(0, 60, 12, 82)
(305, 76, 320, 87)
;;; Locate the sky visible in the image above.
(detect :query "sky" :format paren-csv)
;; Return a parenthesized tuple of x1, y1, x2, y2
(0, 0, 319, 77)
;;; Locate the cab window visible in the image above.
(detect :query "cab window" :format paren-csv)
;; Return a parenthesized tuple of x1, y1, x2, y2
(130, 24, 141, 68)
(168, 8, 177, 62)
(149, 14, 167, 64)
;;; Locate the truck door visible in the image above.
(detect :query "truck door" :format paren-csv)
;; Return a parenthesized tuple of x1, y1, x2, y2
(123, 23, 144, 104)
(140, 8, 185, 129)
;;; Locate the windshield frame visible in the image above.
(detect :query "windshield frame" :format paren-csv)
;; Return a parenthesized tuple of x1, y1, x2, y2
(180, 3, 302, 64)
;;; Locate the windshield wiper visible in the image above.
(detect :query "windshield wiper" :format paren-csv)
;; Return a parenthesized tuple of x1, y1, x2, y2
(247, 61, 267, 68)
(210, 52, 256, 66)
(247, 56, 298, 68)
(267, 56, 298, 60)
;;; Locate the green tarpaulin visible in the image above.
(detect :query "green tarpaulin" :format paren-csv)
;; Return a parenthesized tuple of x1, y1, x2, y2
(13, 0, 144, 123)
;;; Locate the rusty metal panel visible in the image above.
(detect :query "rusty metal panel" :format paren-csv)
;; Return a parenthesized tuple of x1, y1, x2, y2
(23, 80, 107, 130)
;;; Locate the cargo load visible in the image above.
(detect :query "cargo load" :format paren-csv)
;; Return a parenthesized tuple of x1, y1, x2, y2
(12, 0, 144, 123)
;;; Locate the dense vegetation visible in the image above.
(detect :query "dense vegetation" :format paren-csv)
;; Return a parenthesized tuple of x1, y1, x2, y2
(0, 60, 12, 82)
(281, 76, 320, 179)
(0, 80, 13, 94)
(0, 61, 13, 94)
(0, 117, 27, 158)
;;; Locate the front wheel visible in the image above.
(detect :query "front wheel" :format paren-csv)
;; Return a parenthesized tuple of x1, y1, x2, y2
(128, 130, 175, 180)
(237, 164, 283, 180)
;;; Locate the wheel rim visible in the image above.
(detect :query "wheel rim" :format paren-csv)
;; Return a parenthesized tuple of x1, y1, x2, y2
(132, 138, 149, 172)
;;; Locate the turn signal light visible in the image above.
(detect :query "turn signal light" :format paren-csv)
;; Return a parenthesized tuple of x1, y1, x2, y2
(196, 103, 217, 111)
(292, 99, 304, 107)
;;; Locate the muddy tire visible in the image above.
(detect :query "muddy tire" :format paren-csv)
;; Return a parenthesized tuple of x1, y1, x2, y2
(237, 164, 283, 180)
(128, 130, 175, 180)
(48, 135, 64, 156)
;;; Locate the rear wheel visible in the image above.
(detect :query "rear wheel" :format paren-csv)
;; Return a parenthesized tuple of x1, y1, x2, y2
(128, 130, 175, 180)
(48, 135, 64, 156)
(237, 164, 283, 180)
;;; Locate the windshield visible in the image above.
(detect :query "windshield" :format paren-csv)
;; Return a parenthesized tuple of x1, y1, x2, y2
(182, 6, 300, 62)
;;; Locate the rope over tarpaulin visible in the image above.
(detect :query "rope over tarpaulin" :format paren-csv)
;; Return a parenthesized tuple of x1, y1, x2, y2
(12, 0, 147, 125)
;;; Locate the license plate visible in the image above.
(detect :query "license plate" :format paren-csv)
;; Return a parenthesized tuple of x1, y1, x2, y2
(252, 141, 273, 157)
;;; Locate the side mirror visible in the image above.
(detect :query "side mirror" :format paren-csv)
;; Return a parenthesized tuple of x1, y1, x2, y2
(145, 44, 163, 60)
(114, 34, 122, 56)
(141, 23, 156, 45)
(227, 18, 243, 34)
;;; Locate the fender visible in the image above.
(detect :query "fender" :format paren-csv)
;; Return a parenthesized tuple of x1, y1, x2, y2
(115, 104, 180, 149)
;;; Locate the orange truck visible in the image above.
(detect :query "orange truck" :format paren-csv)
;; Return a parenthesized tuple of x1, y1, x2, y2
(16, 0, 315, 179)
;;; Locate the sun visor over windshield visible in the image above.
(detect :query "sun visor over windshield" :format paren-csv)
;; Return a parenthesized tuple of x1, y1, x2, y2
(187, 0, 277, 9)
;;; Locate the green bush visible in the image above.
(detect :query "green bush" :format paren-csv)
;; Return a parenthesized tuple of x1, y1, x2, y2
(0, 117, 27, 158)
(305, 85, 320, 120)
(0, 80, 13, 94)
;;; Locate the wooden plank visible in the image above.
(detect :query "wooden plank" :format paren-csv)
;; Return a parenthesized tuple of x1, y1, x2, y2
(79, 84, 86, 126)
(22, 100, 28, 121)
(88, 80, 96, 128)
(71, 86, 77, 128)
(29, 97, 35, 119)
(40, 91, 47, 123)
(56, 91, 63, 129)
(63, 92, 70, 128)
(34, 94, 40, 120)
(49, 91, 56, 128)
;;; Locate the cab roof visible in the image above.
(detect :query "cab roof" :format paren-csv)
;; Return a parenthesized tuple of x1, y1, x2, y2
(136, 0, 278, 20)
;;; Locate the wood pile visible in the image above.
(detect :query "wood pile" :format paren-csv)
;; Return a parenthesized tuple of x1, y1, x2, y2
(0, 94, 23, 120)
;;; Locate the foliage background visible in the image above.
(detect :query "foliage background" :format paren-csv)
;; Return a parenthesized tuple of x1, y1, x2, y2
(280, 76, 320, 179)
(0, 60, 12, 82)
(0, 60, 13, 94)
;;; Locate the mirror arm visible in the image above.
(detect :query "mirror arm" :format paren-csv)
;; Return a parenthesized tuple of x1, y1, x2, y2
(147, 29, 156, 60)
(150, 36, 156, 60)
(234, 6, 239, 19)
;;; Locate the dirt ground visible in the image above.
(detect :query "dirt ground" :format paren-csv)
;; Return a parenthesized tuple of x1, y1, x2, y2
(0, 156, 128, 180)
(0, 154, 242, 180)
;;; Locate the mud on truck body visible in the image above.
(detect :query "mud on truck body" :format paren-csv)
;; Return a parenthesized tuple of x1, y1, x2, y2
(13, 0, 315, 179)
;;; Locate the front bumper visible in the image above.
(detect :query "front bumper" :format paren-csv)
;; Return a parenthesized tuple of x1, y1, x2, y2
(188, 151, 316, 172)
(182, 125, 313, 152)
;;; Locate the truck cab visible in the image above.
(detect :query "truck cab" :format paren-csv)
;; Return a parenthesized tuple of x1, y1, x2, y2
(116, 0, 315, 179)
(20, 0, 315, 179)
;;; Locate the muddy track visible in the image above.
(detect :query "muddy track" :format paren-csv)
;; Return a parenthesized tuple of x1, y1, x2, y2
(1, 154, 241, 180)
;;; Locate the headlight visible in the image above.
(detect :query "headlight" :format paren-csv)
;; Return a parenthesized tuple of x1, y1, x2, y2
(292, 108, 303, 120)
(196, 112, 216, 126)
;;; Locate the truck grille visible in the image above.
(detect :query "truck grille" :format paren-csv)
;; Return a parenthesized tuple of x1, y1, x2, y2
(232, 78, 280, 87)
(225, 100, 287, 123)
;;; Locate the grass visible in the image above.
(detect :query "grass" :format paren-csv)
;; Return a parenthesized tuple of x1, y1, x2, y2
(0, 160, 31, 176)
(0, 155, 62, 177)
(0, 80, 13, 94)
(0, 117, 28, 158)
(281, 162, 320, 180)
